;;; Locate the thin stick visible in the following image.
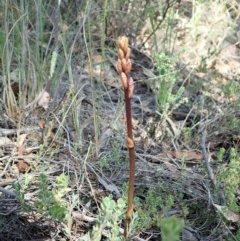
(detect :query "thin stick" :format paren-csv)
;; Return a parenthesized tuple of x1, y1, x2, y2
(201, 129, 216, 186)
(0, 187, 16, 197)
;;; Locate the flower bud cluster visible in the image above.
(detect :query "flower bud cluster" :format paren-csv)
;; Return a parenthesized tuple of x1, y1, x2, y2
(116, 36, 134, 98)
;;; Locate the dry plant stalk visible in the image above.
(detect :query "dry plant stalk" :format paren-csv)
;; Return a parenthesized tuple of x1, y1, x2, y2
(116, 36, 135, 239)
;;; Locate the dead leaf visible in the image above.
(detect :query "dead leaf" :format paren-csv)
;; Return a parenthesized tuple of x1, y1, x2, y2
(15, 134, 27, 156)
(17, 134, 27, 147)
(58, 23, 69, 32)
(172, 150, 203, 161)
(0, 137, 15, 153)
(37, 90, 51, 110)
(17, 160, 30, 174)
(214, 204, 240, 223)
(0, 137, 14, 146)
(15, 134, 31, 173)
(38, 119, 55, 141)
(38, 119, 45, 129)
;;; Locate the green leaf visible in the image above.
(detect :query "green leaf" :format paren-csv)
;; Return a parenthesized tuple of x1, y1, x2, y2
(49, 204, 67, 220)
(160, 216, 184, 241)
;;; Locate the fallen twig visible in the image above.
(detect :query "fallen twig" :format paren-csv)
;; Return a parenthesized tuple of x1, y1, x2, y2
(0, 186, 16, 197)
(201, 129, 216, 186)
(0, 126, 40, 137)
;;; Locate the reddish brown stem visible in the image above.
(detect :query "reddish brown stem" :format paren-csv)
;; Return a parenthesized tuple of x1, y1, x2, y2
(115, 36, 135, 240)
(124, 80, 136, 239)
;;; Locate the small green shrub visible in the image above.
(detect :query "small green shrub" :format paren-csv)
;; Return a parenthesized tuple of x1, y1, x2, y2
(34, 173, 69, 221)
(88, 196, 126, 241)
(217, 148, 240, 213)
(12, 180, 31, 212)
(159, 216, 184, 241)
(133, 188, 183, 241)
(135, 189, 175, 229)
(98, 140, 123, 169)
(222, 80, 240, 99)
(153, 53, 186, 116)
(12, 173, 70, 221)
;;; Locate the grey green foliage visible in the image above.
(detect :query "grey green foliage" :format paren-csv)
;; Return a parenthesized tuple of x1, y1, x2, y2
(159, 216, 184, 241)
(89, 196, 126, 241)
(153, 53, 186, 115)
(217, 148, 240, 213)
(34, 173, 69, 221)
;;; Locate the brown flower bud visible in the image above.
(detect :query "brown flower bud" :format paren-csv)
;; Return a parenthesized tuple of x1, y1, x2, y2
(118, 48, 124, 60)
(126, 59, 132, 73)
(120, 72, 128, 89)
(126, 47, 131, 60)
(115, 59, 122, 73)
(122, 59, 132, 74)
(121, 58, 128, 73)
(117, 36, 128, 53)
